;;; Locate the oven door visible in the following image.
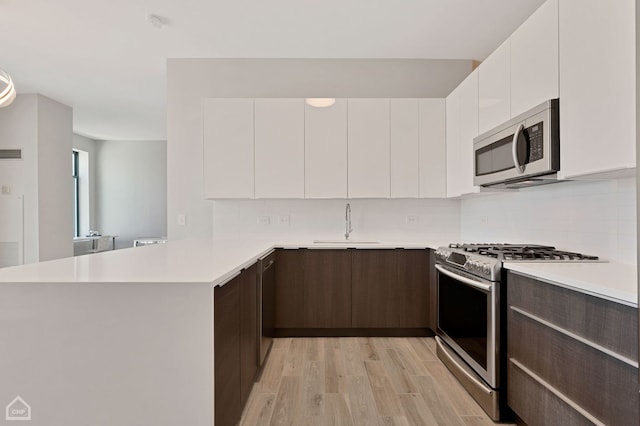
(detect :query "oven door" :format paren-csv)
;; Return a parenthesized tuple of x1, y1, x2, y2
(436, 263, 498, 388)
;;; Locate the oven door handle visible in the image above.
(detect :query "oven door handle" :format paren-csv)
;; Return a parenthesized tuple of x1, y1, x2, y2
(435, 264, 493, 292)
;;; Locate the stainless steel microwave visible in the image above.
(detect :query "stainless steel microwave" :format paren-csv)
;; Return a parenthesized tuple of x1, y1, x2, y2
(473, 99, 559, 189)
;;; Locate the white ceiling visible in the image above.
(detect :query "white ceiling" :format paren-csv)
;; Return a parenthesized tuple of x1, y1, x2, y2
(0, 0, 545, 141)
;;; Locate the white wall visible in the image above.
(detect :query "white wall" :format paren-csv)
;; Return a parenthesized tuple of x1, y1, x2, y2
(213, 199, 461, 244)
(461, 177, 636, 264)
(167, 58, 473, 241)
(95, 140, 167, 249)
(0, 94, 73, 264)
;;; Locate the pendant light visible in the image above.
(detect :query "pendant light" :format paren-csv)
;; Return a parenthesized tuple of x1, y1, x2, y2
(305, 98, 336, 108)
(0, 69, 17, 108)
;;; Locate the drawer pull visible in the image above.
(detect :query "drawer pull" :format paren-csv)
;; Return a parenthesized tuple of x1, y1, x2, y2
(510, 358, 606, 426)
(510, 306, 638, 368)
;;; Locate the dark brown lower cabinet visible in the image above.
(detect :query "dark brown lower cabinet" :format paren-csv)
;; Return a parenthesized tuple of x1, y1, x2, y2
(275, 249, 305, 328)
(215, 265, 259, 426)
(214, 274, 241, 426)
(352, 249, 429, 328)
(239, 263, 258, 405)
(507, 271, 639, 426)
(428, 249, 437, 331)
(303, 250, 352, 328)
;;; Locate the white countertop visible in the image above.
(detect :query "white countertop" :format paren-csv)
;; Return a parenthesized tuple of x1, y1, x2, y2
(0, 238, 636, 307)
(505, 261, 638, 307)
(0, 239, 442, 285)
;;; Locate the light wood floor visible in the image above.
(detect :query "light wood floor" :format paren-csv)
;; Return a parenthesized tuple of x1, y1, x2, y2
(240, 337, 514, 426)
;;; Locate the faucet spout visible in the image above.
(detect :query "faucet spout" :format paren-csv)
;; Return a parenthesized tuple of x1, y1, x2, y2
(345, 202, 352, 240)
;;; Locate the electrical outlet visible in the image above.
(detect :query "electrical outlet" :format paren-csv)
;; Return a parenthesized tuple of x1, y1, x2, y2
(177, 214, 187, 226)
(278, 215, 290, 226)
(480, 215, 489, 225)
(1, 185, 10, 195)
(257, 216, 270, 225)
(406, 215, 418, 225)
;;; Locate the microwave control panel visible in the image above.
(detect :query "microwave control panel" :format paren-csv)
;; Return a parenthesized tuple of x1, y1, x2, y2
(526, 122, 544, 163)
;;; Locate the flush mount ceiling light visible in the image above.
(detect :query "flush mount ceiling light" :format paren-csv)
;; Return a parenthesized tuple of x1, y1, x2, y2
(305, 98, 336, 108)
(146, 14, 165, 29)
(0, 69, 16, 108)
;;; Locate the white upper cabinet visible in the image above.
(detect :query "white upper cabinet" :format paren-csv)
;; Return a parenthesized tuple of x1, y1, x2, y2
(558, 0, 636, 178)
(419, 99, 446, 198)
(254, 99, 305, 198)
(478, 39, 511, 135)
(305, 99, 348, 198)
(446, 70, 479, 197)
(510, 0, 559, 117)
(390, 99, 420, 198)
(202, 98, 254, 199)
(348, 99, 391, 198)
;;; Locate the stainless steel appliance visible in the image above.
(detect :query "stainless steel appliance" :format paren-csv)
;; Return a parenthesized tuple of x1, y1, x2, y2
(258, 251, 275, 366)
(474, 99, 559, 189)
(434, 243, 600, 421)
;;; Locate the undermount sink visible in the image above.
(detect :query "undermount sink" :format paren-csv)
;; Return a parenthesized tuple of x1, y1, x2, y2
(313, 240, 380, 244)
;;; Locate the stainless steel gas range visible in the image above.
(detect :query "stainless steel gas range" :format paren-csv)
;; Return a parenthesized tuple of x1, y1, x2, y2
(433, 243, 601, 421)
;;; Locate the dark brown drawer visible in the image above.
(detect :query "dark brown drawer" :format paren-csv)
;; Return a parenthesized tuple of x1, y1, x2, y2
(508, 271, 638, 360)
(508, 307, 639, 425)
(508, 360, 594, 426)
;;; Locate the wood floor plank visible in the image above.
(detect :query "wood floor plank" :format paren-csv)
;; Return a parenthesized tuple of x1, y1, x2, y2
(358, 337, 381, 361)
(240, 392, 276, 426)
(380, 416, 410, 426)
(411, 375, 466, 426)
(406, 338, 438, 362)
(273, 337, 292, 350)
(324, 393, 355, 426)
(270, 376, 303, 426)
(393, 341, 430, 376)
(460, 415, 515, 426)
(255, 348, 287, 393)
(282, 338, 307, 376)
(341, 337, 367, 376)
(424, 338, 437, 356)
(346, 376, 383, 426)
(422, 361, 486, 417)
(380, 348, 419, 393)
(306, 337, 325, 362)
(302, 360, 325, 417)
(364, 360, 404, 417)
(325, 345, 347, 393)
(398, 393, 439, 426)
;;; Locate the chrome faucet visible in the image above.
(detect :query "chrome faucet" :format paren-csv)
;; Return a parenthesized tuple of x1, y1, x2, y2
(345, 202, 352, 240)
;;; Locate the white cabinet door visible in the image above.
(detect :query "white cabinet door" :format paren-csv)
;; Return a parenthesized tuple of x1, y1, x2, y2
(478, 39, 511, 134)
(305, 99, 348, 198)
(348, 99, 390, 198)
(510, 0, 559, 117)
(558, 0, 635, 178)
(254, 99, 305, 198)
(390, 99, 419, 198)
(202, 98, 254, 199)
(419, 99, 446, 198)
(446, 70, 480, 197)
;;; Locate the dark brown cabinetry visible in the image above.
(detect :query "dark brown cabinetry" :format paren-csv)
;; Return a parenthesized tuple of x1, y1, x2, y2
(239, 263, 258, 406)
(352, 249, 429, 328)
(275, 249, 305, 328)
(303, 249, 352, 328)
(507, 271, 639, 426)
(214, 274, 241, 426)
(214, 265, 260, 426)
(273, 248, 431, 333)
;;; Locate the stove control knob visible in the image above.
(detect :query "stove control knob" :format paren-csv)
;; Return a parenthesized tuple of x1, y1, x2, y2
(482, 264, 491, 275)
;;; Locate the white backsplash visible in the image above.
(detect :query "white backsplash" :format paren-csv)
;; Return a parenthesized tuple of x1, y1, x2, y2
(213, 198, 461, 243)
(461, 177, 637, 264)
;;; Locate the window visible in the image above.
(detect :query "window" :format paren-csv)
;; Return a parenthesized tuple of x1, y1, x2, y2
(72, 150, 79, 237)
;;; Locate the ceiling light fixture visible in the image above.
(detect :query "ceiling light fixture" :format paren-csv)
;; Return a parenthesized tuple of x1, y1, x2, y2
(0, 69, 16, 108)
(305, 98, 336, 108)
(146, 14, 165, 29)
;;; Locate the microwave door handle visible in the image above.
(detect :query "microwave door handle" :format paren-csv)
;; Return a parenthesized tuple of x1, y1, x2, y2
(512, 123, 525, 174)
(435, 264, 492, 292)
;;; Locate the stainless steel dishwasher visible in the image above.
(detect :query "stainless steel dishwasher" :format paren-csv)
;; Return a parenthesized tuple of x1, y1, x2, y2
(258, 251, 275, 366)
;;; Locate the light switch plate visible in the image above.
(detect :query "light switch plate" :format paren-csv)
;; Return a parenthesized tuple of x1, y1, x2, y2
(1, 185, 10, 195)
(406, 215, 418, 225)
(177, 214, 187, 226)
(258, 216, 270, 225)
(278, 215, 290, 226)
